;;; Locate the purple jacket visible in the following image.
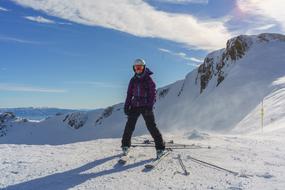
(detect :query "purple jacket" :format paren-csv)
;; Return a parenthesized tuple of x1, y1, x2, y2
(124, 68, 156, 109)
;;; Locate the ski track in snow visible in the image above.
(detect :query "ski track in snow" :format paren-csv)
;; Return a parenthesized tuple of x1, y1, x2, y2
(1, 129, 285, 190)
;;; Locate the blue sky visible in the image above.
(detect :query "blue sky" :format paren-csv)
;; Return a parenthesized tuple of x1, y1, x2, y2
(0, 0, 284, 109)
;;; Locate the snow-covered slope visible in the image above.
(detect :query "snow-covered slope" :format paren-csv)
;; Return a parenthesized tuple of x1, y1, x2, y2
(89, 33, 285, 133)
(1, 128, 285, 190)
(1, 33, 285, 144)
(0, 109, 104, 145)
(164, 33, 285, 132)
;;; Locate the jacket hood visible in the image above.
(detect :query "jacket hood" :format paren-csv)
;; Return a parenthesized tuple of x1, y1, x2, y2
(144, 67, 153, 75)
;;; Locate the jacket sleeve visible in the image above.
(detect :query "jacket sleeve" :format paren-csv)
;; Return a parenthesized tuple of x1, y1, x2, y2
(147, 76, 156, 108)
(124, 78, 133, 109)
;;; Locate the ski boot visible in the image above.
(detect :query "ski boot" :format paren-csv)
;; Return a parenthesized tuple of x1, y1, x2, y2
(122, 146, 129, 156)
(156, 149, 167, 159)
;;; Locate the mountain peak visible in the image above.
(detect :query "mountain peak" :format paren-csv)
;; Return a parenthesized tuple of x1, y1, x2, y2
(225, 33, 285, 62)
(196, 33, 285, 93)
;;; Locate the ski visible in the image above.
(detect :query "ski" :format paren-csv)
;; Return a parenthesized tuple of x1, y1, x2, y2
(132, 139, 211, 149)
(131, 144, 209, 149)
(118, 154, 129, 165)
(132, 144, 204, 149)
(144, 150, 171, 170)
(141, 139, 174, 144)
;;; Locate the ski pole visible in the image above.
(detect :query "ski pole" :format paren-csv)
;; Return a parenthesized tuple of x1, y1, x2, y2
(187, 155, 239, 176)
(261, 98, 264, 133)
(177, 154, 189, 176)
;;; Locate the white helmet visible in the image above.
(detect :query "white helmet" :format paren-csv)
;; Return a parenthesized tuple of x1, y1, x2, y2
(133, 58, 146, 73)
(133, 58, 146, 66)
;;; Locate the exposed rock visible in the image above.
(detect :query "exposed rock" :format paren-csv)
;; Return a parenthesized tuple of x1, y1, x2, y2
(178, 81, 185, 96)
(0, 124, 8, 137)
(197, 57, 215, 93)
(158, 88, 169, 99)
(56, 112, 63, 116)
(95, 106, 115, 125)
(63, 112, 88, 129)
(223, 35, 251, 62)
(22, 118, 29, 123)
(0, 112, 16, 137)
(0, 112, 16, 123)
(257, 33, 285, 42)
(196, 34, 253, 93)
(102, 106, 114, 118)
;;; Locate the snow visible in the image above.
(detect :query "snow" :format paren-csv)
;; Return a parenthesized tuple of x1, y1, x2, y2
(186, 129, 209, 140)
(1, 127, 285, 189)
(1, 33, 285, 189)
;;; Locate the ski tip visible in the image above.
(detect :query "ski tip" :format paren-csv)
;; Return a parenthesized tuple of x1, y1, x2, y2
(118, 159, 127, 165)
(144, 164, 154, 169)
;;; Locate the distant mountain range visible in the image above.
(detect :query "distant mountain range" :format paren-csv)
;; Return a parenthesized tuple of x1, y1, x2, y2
(0, 107, 80, 120)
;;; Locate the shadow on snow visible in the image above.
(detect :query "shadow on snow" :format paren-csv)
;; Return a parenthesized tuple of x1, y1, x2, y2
(5, 154, 153, 190)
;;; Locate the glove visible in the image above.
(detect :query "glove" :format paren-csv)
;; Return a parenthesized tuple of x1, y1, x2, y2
(124, 106, 131, 115)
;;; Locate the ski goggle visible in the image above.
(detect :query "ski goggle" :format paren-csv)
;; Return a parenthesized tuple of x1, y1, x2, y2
(134, 65, 145, 71)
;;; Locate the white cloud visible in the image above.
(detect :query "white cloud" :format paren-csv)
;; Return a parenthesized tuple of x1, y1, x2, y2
(0, 6, 9, 11)
(158, 47, 203, 65)
(158, 48, 172, 53)
(0, 36, 41, 44)
(0, 83, 67, 93)
(25, 15, 72, 25)
(25, 16, 55, 24)
(58, 22, 72, 25)
(11, 0, 231, 51)
(153, 0, 208, 4)
(243, 23, 277, 35)
(64, 81, 124, 88)
(189, 57, 204, 63)
(238, 0, 285, 31)
(253, 24, 276, 31)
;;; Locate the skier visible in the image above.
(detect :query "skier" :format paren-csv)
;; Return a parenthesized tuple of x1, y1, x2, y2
(121, 58, 166, 159)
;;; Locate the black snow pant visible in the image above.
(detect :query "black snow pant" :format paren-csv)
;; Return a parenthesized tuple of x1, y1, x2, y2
(121, 107, 165, 150)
